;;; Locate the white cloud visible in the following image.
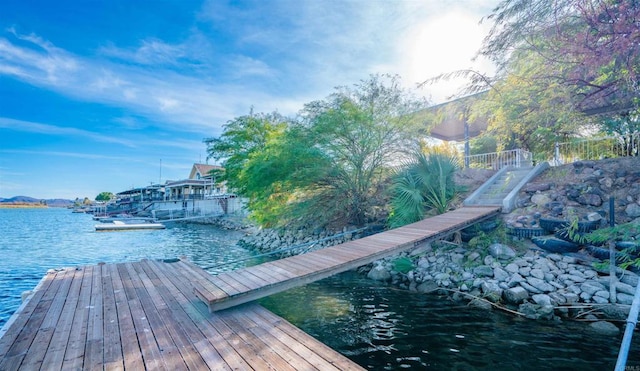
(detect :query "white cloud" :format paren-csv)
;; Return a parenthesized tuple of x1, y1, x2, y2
(0, 1, 498, 136)
(0, 117, 137, 147)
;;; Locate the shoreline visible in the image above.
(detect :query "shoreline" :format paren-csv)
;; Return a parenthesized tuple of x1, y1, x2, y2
(0, 204, 48, 209)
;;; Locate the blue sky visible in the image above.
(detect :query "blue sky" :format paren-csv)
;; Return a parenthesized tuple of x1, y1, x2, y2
(0, 0, 496, 200)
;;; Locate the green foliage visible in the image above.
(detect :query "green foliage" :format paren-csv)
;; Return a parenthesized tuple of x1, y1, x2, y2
(468, 232, 492, 250)
(203, 110, 289, 194)
(95, 192, 114, 202)
(469, 136, 497, 155)
(584, 220, 640, 270)
(473, 48, 587, 154)
(205, 75, 428, 229)
(467, 221, 508, 250)
(388, 151, 460, 228)
(585, 221, 640, 246)
(392, 257, 414, 274)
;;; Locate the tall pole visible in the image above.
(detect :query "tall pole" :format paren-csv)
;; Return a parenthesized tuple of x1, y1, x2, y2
(464, 117, 470, 168)
(159, 159, 162, 185)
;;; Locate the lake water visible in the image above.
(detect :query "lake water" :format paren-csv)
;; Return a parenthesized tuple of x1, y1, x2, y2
(2, 207, 639, 370)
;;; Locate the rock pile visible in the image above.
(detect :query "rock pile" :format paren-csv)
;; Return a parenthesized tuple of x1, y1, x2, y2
(508, 157, 640, 226)
(364, 240, 635, 325)
(239, 226, 366, 255)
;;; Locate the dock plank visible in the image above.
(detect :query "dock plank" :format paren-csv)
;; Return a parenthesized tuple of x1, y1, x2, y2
(62, 264, 94, 369)
(118, 263, 168, 371)
(85, 263, 105, 371)
(109, 263, 145, 370)
(40, 268, 84, 370)
(0, 268, 67, 370)
(18, 268, 75, 370)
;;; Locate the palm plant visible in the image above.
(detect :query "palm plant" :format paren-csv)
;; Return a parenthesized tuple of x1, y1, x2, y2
(388, 151, 461, 228)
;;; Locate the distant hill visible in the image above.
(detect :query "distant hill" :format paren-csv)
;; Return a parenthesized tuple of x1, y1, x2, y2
(0, 196, 74, 208)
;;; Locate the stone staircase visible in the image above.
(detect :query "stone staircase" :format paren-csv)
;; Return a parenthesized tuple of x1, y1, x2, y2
(463, 162, 550, 213)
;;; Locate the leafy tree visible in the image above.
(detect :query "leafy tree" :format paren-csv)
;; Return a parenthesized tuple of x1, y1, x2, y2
(473, 48, 589, 154)
(296, 74, 428, 227)
(470, 135, 497, 155)
(206, 75, 427, 229)
(481, 0, 640, 114)
(95, 192, 114, 202)
(204, 110, 289, 194)
(599, 107, 640, 156)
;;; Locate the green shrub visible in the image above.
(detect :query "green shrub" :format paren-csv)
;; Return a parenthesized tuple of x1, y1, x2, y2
(392, 257, 414, 274)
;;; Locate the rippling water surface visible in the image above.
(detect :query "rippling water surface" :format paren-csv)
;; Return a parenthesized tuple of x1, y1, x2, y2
(2, 207, 640, 370)
(261, 272, 640, 370)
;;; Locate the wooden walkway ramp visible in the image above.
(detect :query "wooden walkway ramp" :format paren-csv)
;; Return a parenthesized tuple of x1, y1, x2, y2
(196, 206, 500, 312)
(0, 259, 363, 370)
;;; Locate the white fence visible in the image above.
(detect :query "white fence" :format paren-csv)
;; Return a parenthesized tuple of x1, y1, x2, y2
(465, 149, 533, 170)
(464, 133, 639, 170)
(549, 132, 640, 166)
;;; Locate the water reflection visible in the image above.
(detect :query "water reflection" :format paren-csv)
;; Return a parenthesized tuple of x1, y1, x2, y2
(261, 271, 640, 370)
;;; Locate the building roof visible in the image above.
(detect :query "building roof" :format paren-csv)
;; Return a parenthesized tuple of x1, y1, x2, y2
(416, 92, 489, 142)
(190, 163, 223, 180)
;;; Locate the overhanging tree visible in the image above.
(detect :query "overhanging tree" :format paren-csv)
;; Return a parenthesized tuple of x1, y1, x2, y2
(482, 0, 640, 114)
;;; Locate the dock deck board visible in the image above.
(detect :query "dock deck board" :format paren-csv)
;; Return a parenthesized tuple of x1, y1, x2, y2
(201, 206, 500, 311)
(0, 260, 363, 370)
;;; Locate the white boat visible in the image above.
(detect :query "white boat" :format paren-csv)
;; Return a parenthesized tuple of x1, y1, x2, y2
(95, 220, 166, 231)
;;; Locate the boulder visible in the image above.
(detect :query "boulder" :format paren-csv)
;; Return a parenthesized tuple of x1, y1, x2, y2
(469, 298, 492, 310)
(481, 281, 503, 303)
(524, 183, 552, 192)
(504, 286, 529, 304)
(507, 273, 525, 288)
(589, 321, 620, 336)
(530, 268, 545, 280)
(416, 281, 438, 293)
(626, 203, 640, 218)
(617, 293, 635, 305)
(561, 292, 580, 304)
(473, 265, 494, 277)
(493, 267, 510, 282)
(526, 277, 555, 293)
(518, 303, 555, 320)
(580, 281, 606, 296)
(531, 193, 552, 207)
(505, 263, 520, 274)
(367, 266, 391, 281)
(586, 212, 603, 222)
(577, 193, 603, 207)
(531, 294, 552, 306)
(488, 243, 516, 259)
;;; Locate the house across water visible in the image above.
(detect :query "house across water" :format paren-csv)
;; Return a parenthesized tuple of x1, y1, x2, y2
(99, 163, 245, 221)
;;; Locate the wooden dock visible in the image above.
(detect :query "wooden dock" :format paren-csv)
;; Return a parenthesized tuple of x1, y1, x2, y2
(0, 259, 364, 370)
(195, 206, 500, 311)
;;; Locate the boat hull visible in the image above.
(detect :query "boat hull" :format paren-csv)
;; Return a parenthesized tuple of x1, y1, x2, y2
(95, 222, 165, 231)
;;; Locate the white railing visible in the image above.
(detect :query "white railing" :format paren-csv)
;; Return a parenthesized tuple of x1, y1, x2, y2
(549, 132, 640, 166)
(465, 149, 533, 170)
